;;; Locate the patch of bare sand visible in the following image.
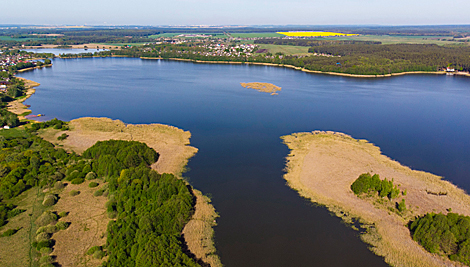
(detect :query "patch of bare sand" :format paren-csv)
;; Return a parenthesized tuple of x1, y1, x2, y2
(282, 131, 470, 267)
(240, 82, 281, 95)
(7, 77, 40, 119)
(51, 181, 108, 266)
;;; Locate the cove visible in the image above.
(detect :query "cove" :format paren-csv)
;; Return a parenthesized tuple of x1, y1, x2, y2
(18, 57, 470, 267)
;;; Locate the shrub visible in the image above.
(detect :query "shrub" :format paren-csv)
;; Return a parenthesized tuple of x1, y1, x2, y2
(57, 133, 68, 141)
(40, 263, 55, 267)
(36, 239, 53, 250)
(39, 255, 53, 265)
(70, 190, 80, 196)
(94, 189, 104, 197)
(42, 194, 57, 207)
(1, 228, 17, 237)
(36, 232, 50, 242)
(40, 247, 53, 255)
(36, 225, 58, 235)
(54, 181, 65, 190)
(71, 178, 84, 185)
(397, 199, 406, 212)
(85, 171, 97, 180)
(89, 182, 99, 188)
(56, 221, 70, 230)
(94, 250, 106, 259)
(35, 211, 58, 227)
(86, 245, 101, 255)
(58, 211, 68, 218)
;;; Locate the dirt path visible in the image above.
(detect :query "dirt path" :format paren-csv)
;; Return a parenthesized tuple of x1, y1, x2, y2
(282, 131, 470, 267)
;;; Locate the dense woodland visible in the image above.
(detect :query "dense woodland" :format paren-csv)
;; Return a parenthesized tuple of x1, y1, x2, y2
(409, 213, 470, 265)
(0, 122, 202, 266)
(98, 41, 470, 75)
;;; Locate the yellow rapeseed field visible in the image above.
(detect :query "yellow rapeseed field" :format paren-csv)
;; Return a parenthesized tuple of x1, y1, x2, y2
(277, 31, 358, 37)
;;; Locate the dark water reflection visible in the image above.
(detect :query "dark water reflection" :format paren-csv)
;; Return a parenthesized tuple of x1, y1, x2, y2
(18, 58, 470, 267)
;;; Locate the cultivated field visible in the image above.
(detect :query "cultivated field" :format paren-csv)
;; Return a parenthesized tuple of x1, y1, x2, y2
(277, 31, 358, 37)
(229, 32, 284, 38)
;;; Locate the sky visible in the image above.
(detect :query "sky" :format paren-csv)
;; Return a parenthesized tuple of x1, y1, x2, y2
(2, 0, 470, 26)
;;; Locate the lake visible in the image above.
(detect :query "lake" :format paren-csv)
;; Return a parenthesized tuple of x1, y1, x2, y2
(18, 57, 470, 267)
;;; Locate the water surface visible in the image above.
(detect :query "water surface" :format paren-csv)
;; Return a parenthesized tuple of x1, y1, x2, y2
(18, 58, 470, 267)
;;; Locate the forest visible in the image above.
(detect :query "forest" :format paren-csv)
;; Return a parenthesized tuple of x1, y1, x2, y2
(0, 122, 202, 266)
(409, 213, 470, 265)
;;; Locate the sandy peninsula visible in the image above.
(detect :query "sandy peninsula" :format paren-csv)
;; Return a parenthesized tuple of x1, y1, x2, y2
(282, 131, 470, 267)
(38, 117, 221, 267)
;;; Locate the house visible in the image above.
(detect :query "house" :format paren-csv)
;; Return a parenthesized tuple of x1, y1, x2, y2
(446, 67, 455, 72)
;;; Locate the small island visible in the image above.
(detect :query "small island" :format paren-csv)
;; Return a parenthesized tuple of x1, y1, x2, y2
(240, 82, 281, 95)
(282, 131, 470, 267)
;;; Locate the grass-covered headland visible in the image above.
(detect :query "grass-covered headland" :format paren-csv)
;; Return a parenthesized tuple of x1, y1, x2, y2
(0, 121, 205, 267)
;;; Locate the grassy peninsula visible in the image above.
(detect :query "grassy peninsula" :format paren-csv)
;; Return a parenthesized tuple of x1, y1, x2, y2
(281, 131, 470, 267)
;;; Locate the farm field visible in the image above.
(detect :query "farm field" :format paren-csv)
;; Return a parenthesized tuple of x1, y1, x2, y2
(257, 44, 310, 55)
(229, 32, 284, 38)
(149, 33, 226, 38)
(316, 35, 467, 45)
(277, 31, 357, 37)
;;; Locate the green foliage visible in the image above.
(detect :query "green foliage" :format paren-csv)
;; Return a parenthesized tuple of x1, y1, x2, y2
(58, 211, 67, 218)
(351, 173, 401, 200)
(0, 109, 20, 127)
(89, 182, 99, 188)
(69, 190, 80, 196)
(42, 194, 57, 207)
(36, 232, 50, 242)
(35, 211, 58, 227)
(94, 189, 104, 197)
(57, 133, 68, 141)
(39, 255, 53, 265)
(54, 181, 65, 189)
(36, 225, 59, 235)
(55, 221, 70, 230)
(35, 239, 53, 250)
(1, 228, 18, 237)
(71, 178, 84, 185)
(397, 199, 406, 212)
(87, 245, 102, 255)
(409, 213, 470, 265)
(40, 247, 53, 255)
(85, 171, 97, 180)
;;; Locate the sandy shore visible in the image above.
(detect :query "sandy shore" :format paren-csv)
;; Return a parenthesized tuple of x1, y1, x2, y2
(7, 77, 41, 119)
(282, 131, 470, 267)
(38, 117, 221, 266)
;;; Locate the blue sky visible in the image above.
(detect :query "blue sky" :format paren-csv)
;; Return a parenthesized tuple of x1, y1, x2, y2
(3, 0, 470, 25)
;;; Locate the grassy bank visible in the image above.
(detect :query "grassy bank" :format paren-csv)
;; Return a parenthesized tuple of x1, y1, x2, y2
(281, 131, 470, 267)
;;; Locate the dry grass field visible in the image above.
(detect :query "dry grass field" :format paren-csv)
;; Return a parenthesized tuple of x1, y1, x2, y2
(282, 131, 470, 267)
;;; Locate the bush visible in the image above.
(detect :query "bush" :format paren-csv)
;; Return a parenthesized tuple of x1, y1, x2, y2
(54, 181, 65, 190)
(86, 245, 101, 255)
(42, 194, 57, 207)
(1, 228, 17, 237)
(71, 178, 84, 185)
(35, 211, 58, 227)
(351, 173, 400, 200)
(58, 211, 68, 218)
(36, 239, 53, 250)
(94, 189, 104, 197)
(397, 199, 406, 212)
(36, 232, 50, 242)
(94, 250, 106, 259)
(70, 190, 80, 196)
(85, 171, 97, 180)
(89, 182, 99, 188)
(36, 225, 58, 235)
(56, 221, 70, 230)
(40, 246, 53, 255)
(57, 133, 68, 141)
(39, 255, 53, 265)
(40, 263, 55, 267)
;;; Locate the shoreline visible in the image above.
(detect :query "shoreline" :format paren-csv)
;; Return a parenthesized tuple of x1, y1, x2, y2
(7, 77, 41, 119)
(282, 131, 470, 267)
(139, 56, 469, 79)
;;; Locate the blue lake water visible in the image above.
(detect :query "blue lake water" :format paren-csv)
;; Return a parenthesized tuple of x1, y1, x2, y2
(18, 57, 470, 267)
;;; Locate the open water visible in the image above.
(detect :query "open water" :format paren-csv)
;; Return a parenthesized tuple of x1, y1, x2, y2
(18, 57, 470, 267)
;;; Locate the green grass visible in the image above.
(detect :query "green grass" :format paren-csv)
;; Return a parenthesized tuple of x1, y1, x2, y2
(229, 32, 284, 38)
(0, 36, 52, 41)
(315, 35, 468, 46)
(0, 127, 29, 138)
(257, 44, 310, 55)
(97, 42, 147, 47)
